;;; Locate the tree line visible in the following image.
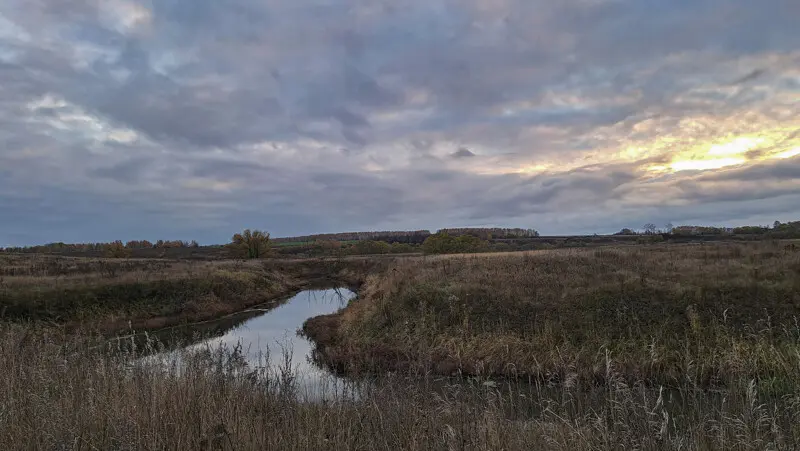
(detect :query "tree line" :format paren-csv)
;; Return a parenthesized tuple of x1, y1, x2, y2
(615, 220, 800, 237)
(271, 227, 539, 244)
(271, 230, 432, 244)
(436, 228, 539, 240)
(7, 221, 796, 260)
(0, 239, 200, 255)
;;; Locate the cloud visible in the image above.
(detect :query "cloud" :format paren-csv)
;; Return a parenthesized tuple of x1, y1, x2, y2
(451, 148, 476, 158)
(1, 0, 799, 245)
(731, 68, 767, 85)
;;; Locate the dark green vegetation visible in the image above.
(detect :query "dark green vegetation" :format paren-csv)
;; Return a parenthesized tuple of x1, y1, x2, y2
(271, 229, 432, 244)
(671, 220, 800, 238)
(2, 241, 800, 449)
(421, 232, 490, 254)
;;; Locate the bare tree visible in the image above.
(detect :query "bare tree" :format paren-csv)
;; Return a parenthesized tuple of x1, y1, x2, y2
(228, 229, 271, 259)
(643, 223, 658, 235)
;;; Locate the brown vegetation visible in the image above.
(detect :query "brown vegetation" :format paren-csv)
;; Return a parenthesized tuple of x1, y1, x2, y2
(4, 241, 800, 449)
(3, 325, 800, 449)
(305, 242, 800, 389)
(0, 253, 375, 333)
(227, 229, 272, 259)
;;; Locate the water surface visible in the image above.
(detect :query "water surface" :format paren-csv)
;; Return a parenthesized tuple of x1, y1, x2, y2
(150, 287, 357, 397)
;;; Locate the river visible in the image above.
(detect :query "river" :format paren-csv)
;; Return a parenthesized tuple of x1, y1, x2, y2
(138, 287, 359, 399)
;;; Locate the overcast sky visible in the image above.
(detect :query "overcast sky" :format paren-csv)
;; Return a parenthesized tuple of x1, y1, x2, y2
(1, 0, 799, 245)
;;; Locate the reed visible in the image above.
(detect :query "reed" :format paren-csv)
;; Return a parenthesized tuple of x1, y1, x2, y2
(2, 325, 800, 450)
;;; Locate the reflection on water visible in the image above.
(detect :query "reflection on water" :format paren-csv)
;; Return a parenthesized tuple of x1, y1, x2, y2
(142, 287, 357, 398)
(131, 287, 730, 415)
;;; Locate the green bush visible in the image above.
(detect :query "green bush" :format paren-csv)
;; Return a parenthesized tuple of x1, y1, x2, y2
(421, 233, 488, 254)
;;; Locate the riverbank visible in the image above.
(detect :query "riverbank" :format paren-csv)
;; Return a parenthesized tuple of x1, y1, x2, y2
(3, 324, 800, 449)
(0, 254, 379, 333)
(304, 241, 800, 389)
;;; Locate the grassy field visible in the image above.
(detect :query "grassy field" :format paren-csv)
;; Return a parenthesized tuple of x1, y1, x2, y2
(2, 241, 800, 449)
(0, 254, 373, 332)
(305, 242, 800, 389)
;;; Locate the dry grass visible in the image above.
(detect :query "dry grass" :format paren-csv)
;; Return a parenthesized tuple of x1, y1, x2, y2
(0, 254, 279, 289)
(0, 254, 377, 333)
(4, 243, 800, 448)
(305, 241, 800, 388)
(2, 324, 800, 450)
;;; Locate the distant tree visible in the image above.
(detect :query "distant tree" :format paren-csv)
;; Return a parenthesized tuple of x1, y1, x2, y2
(732, 225, 769, 235)
(436, 228, 538, 240)
(422, 233, 488, 254)
(105, 240, 132, 258)
(311, 240, 342, 256)
(614, 228, 637, 236)
(643, 223, 658, 235)
(352, 240, 391, 255)
(227, 229, 271, 259)
(422, 233, 453, 254)
(273, 230, 432, 244)
(664, 222, 674, 233)
(390, 242, 415, 254)
(772, 221, 800, 237)
(454, 234, 488, 252)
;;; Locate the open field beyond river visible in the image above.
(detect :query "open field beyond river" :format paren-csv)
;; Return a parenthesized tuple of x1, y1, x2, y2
(306, 242, 800, 389)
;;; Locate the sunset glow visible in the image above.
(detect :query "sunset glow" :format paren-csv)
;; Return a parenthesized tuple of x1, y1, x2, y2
(1, 0, 798, 244)
(669, 157, 746, 172)
(775, 148, 800, 160)
(706, 137, 765, 156)
(641, 129, 800, 175)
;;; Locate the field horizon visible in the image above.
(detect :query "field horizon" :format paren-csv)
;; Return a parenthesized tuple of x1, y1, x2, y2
(2, 240, 800, 449)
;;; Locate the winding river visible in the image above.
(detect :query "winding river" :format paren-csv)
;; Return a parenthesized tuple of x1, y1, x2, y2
(140, 287, 358, 399)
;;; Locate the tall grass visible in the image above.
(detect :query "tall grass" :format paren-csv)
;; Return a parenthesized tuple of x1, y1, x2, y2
(3, 242, 800, 448)
(2, 324, 800, 450)
(306, 242, 800, 388)
(0, 254, 375, 332)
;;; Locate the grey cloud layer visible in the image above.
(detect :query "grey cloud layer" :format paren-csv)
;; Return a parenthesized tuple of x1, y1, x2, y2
(1, 0, 799, 245)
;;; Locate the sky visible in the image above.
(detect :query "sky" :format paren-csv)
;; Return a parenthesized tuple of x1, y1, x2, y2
(1, 0, 799, 246)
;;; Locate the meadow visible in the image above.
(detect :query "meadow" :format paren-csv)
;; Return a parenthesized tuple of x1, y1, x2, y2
(1, 241, 800, 449)
(306, 242, 800, 389)
(0, 254, 371, 331)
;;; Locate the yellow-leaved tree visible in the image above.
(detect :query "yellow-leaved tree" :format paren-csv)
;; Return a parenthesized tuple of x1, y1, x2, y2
(227, 229, 271, 259)
(105, 240, 132, 258)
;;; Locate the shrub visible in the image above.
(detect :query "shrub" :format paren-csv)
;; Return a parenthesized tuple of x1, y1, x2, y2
(422, 233, 488, 254)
